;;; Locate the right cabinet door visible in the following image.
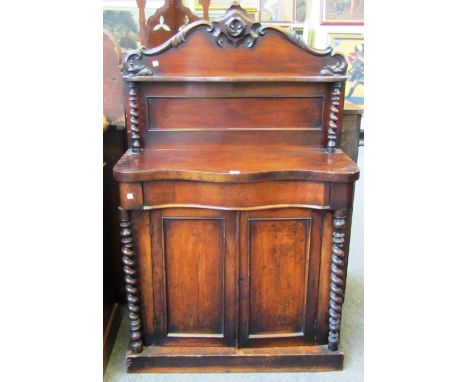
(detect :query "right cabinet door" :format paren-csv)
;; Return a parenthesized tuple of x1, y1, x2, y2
(239, 209, 323, 347)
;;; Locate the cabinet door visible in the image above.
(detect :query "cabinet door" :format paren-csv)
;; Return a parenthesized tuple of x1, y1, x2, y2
(239, 209, 323, 347)
(151, 208, 237, 346)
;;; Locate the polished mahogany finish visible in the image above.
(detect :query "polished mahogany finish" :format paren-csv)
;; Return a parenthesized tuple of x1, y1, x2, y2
(114, 2, 359, 373)
(114, 148, 359, 183)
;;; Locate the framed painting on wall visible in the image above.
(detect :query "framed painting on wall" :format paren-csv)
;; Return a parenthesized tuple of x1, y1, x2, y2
(195, 0, 258, 20)
(260, 0, 294, 23)
(259, 0, 308, 23)
(291, 26, 304, 38)
(295, 0, 308, 22)
(321, 0, 364, 25)
(103, 8, 141, 51)
(329, 33, 364, 109)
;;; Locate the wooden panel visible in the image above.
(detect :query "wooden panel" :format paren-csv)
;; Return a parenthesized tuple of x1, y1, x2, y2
(119, 182, 143, 210)
(145, 130, 323, 149)
(249, 219, 308, 335)
(139, 81, 328, 149)
(141, 82, 328, 98)
(317, 212, 333, 344)
(239, 209, 323, 347)
(144, 180, 329, 209)
(132, 211, 155, 345)
(151, 209, 237, 346)
(139, 31, 341, 77)
(330, 182, 355, 210)
(164, 218, 224, 335)
(147, 97, 324, 130)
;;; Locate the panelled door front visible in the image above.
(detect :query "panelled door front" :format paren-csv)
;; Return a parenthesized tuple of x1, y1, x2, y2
(239, 209, 323, 347)
(150, 208, 237, 347)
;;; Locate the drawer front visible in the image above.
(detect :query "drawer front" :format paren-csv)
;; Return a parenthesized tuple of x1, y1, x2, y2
(143, 180, 329, 210)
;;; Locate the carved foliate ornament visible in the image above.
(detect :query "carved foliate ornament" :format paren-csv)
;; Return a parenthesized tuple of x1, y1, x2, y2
(211, 2, 261, 48)
(124, 50, 153, 77)
(320, 56, 347, 77)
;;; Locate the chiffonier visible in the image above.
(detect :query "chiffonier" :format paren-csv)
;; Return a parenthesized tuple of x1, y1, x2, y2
(113, 2, 359, 372)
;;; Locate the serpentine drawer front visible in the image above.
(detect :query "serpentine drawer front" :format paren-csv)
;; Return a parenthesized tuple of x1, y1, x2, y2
(143, 180, 329, 210)
(113, 3, 359, 373)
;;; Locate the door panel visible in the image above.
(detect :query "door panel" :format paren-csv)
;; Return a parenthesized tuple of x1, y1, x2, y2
(151, 208, 237, 346)
(164, 218, 224, 335)
(248, 218, 308, 336)
(239, 209, 323, 347)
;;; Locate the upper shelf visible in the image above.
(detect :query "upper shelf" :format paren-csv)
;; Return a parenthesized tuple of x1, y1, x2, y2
(114, 148, 360, 183)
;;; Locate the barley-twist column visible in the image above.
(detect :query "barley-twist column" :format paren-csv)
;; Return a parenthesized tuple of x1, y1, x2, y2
(328, 210, 347, 351)
(119, 207, 143, 354)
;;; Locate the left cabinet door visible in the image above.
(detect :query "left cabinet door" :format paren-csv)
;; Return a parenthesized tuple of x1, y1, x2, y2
(149, 208, 237, 347)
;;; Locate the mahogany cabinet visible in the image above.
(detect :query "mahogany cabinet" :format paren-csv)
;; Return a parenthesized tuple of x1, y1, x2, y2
(113, 3, 359, 372)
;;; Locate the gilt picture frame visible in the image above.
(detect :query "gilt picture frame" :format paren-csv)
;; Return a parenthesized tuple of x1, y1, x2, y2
(195, 0, 258, 20)
(329, 33, 364, 110)
(321, 0, 364, 25)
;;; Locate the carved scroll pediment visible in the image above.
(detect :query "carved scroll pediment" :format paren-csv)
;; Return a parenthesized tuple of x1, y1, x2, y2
(123, 1, 347, 77)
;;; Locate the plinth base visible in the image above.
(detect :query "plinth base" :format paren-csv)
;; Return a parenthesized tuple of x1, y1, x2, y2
(126, 345, 344, 373)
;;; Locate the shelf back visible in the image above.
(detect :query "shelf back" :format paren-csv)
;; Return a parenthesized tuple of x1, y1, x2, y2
(123, 3, 347, 151)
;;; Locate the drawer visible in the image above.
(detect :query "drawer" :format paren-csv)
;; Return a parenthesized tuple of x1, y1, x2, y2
(143, 180, 329, 210)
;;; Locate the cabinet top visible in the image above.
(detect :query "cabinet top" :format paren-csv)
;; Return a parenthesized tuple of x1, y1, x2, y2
(114, 147, 359, 183)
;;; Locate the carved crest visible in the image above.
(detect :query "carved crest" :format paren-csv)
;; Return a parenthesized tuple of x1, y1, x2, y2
(124, 1, 347, 77)
(210, 2, 262, 48)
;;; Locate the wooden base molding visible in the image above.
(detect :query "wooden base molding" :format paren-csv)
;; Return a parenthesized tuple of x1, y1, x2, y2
(126, 345, 344, 373)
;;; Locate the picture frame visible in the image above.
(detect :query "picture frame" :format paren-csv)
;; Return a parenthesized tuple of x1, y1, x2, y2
(103, 8, 141, 51)
(258, 0, 309, 24)
(260, 0, 294, 23)
(295, 0, 308, 23)
(329, 33, 364, 109)
(321, 0, 364, 25)
(291, 26, 304, 38)
(195, 0, 258, 20)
